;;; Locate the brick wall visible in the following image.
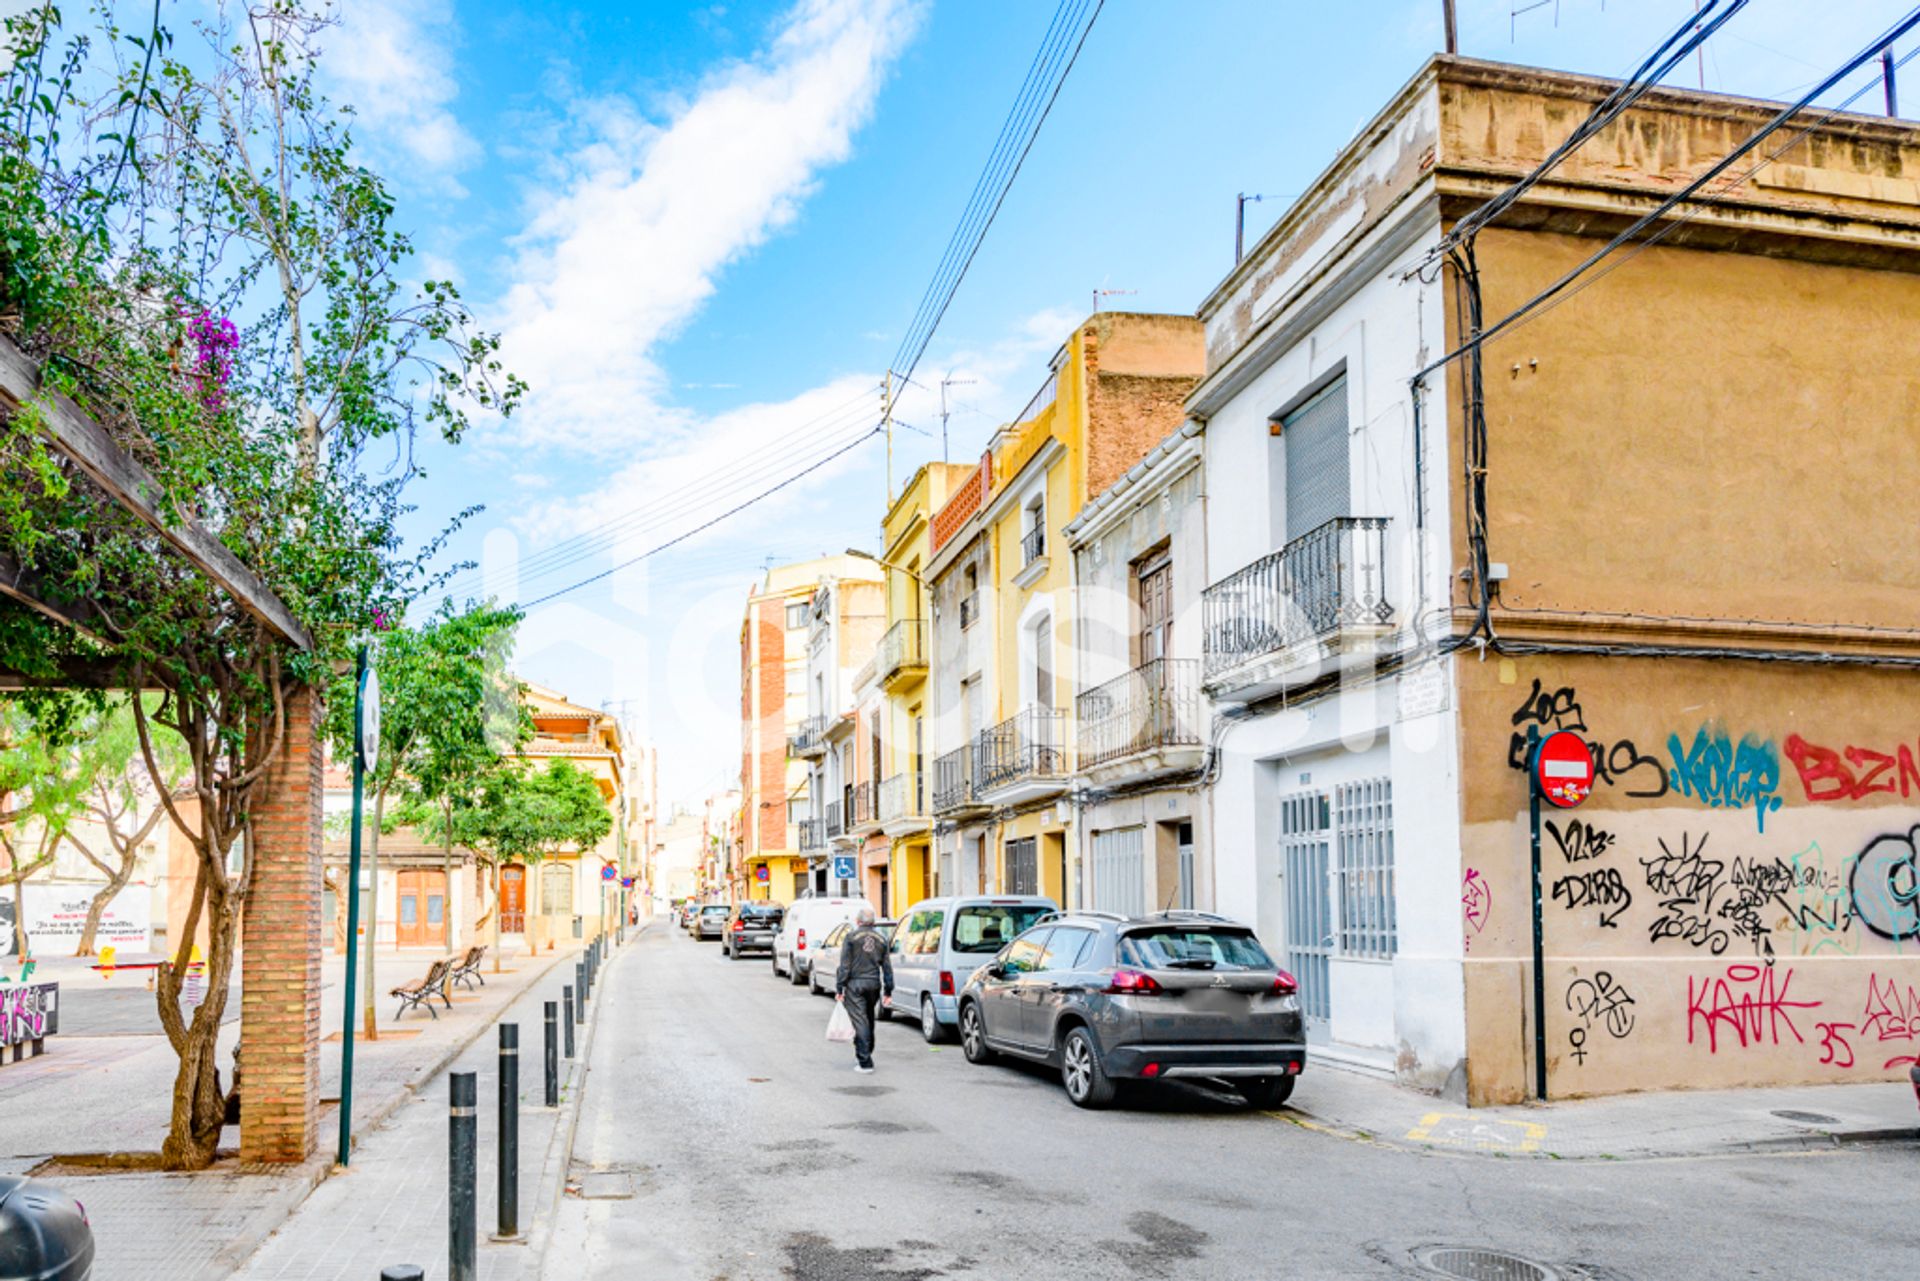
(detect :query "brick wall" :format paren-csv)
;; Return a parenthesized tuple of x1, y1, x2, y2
(752, 598, 789, 853)
(239, 684, 324, 1164)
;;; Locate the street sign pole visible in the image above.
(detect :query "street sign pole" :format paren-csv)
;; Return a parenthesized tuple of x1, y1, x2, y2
(337, 645, 369, 1165)
(1525, 726, 1546, 1103)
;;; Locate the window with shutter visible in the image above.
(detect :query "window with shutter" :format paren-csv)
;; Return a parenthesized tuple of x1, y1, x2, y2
(1280, 375, 1350, 543)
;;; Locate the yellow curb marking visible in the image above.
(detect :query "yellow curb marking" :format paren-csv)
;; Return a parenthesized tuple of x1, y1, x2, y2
(1406, 1111, 1547, 1152)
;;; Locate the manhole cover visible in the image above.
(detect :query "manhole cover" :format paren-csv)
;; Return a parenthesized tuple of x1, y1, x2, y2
(1415, 1246, 1558, 1281)
(1771, 1110, 1839, 1125)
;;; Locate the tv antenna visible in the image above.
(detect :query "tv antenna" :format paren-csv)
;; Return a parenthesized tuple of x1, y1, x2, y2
(939, 373, 976, 463)
(1092, 287, 1136, 313)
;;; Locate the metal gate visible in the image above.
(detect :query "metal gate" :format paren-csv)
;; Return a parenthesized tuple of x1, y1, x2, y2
(1005, 837, 1038, 895)
(1091, 827, 1146, 917)
(1280, 790, 1333, 1027)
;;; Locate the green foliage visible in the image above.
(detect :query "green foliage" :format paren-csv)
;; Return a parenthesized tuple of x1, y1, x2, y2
(413, 758, 613, 868)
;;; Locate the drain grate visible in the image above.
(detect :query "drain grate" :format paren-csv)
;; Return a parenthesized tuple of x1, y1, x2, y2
(1415, 1246, 1558, 1281)
(1771, 1109, 1839, 1125)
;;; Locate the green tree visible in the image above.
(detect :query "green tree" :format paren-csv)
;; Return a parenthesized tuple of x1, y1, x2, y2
(325, 602, 526, 1039)
(0, 699, 90, 959)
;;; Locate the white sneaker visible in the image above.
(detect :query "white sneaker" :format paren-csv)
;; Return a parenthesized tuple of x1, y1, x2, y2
(854, 1065, 875, 1074)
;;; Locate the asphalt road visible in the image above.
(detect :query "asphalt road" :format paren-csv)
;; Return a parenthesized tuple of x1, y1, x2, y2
(544, 924, 1920, 1281)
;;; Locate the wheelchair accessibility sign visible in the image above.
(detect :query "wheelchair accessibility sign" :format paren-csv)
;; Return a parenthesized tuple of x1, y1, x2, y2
(831, 854, 858, 881)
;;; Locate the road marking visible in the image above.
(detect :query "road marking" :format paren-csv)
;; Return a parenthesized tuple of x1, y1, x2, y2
(1406, 1111, 1546, 1152)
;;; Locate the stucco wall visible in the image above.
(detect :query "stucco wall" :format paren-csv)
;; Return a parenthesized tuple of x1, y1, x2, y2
(1459, 652, 1920, 1104)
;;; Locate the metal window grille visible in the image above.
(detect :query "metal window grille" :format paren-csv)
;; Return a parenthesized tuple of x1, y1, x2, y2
(1005, 837, 1038, 895)
(1335, 778, 1396, 960)
(1280, 791, 1332, 1024)
(1282, 375, 1350, 543)
(1091, 827, 1147, 918)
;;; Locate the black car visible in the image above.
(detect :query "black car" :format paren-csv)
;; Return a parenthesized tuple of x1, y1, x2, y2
(723, 903, 785, 959)
(957, 910, 1305, 1110)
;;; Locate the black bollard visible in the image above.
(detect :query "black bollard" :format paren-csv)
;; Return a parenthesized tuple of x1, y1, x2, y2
(544, 1001, 559, 1108)
(563, 985, 577, 1056)
(577, 960, 588, 1008)
(449, 1071, 477, 1281)
(381, 1269, 425, 1281)
(497, 1023, 520, 1240)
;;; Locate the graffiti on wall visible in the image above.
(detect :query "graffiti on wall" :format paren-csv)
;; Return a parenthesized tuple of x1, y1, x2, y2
(1849, 826, 1920, 942)
(1783, 733, 1920, 803)
(1507, 680, 1668, 797)
(1686, 963, 1820, 1053)
(1565, 970, 1636, 1065)
(1814, 971, 1920, 1071)
(1461, 868, 1492, 951)
(1666, 726, 1784, 833)
(1551, 867, 1633, 928)
(0, 983, 57, 1048)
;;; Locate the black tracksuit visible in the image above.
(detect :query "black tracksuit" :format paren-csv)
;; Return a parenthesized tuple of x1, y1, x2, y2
(835, 925, 894, 1069)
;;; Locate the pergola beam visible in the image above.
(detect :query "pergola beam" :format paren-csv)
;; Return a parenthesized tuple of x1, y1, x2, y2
(0, 336, 314, 652)
(0, 548, 106, 644)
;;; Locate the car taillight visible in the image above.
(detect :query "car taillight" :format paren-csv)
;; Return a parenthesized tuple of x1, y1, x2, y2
(1142, 1063, 1161, 1079)
(797, 928, 807, 950)
(939, 971, 954, 996)
(1273, 969, 1298, 995)
(1106, 968, 1163, 996)
(733, 919, 745, 931)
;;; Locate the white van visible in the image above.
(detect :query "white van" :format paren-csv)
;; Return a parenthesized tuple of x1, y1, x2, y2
(885, 896, 1057, 1042)
(771, 894, 871, 986)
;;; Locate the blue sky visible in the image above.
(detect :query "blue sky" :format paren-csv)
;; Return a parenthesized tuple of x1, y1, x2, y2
(330, 0, 1914, 807)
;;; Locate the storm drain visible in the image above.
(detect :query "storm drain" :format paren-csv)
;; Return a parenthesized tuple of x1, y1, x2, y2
(1771, 1110, 1839, 1126)
(1414, 1246, 1558, 1281)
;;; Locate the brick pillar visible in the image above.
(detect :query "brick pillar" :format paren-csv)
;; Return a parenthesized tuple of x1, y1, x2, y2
(240, 684, 324, 1163)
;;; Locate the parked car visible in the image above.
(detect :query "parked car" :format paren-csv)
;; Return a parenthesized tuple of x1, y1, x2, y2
(956, 910, 1305, 1110)
(886, 896, 1057, 1043)
(693, 903, 731, 941)
(772, 895, 871, 985)
(677, 902, 700, 932)
(722, 902, 785, 959)
(808, 919, 896, 995)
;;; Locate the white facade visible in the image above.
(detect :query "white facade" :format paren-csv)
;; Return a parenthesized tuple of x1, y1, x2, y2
(1190, 81, 1467, 1088)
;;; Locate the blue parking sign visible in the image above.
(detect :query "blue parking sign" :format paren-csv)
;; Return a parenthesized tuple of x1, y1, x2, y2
(831, 854, 857, 881)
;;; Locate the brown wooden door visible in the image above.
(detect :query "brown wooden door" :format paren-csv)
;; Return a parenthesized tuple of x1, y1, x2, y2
(500, 865, 527, 934)
(395, 870, 447, 948)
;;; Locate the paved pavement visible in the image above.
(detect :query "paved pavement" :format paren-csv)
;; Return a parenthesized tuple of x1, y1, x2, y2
(545, 924, 1920, 1281)
(1, 937, 604, 1279)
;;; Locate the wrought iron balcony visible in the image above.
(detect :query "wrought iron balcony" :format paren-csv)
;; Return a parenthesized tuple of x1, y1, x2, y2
(932, 744, 977, 814)
(975, 707, 1067, 799)
(797, 818, 827, 853)
(1076, 658, 1204, 770)
(1020, 525, 1046, 567)
(847, 779, 876, 830)
(1201, 517, 1393, 698)
(789, 714, 830, 758)
(876, 619, 927, 690)
(878, 771, 925, 828)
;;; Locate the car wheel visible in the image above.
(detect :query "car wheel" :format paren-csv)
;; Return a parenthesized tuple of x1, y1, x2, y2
(790, 958, 807, 986)
(1061, 1027, 1116, 1109)
(1236, 1075, 1296, 1109)
(920, 996, 947, 1044)
(808, 968, 821, 995)
(771, 952, 782, 978)
(959, 1003, 995, 1065)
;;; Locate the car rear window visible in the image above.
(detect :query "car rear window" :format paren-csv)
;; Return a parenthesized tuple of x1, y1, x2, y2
(952, 905, 1054, 953)
(1121, 928, 1274, 971)
(700, 905, 729, 917)
(741, 906, 782, 921)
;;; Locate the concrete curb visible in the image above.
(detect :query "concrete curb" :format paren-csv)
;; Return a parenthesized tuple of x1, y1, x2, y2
(212, 945, 579, 1281)
(528, 921, 650, 1275)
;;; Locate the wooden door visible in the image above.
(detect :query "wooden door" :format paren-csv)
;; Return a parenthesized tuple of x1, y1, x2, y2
(396, 870, 446, 947)
(500, 864, 527, 934)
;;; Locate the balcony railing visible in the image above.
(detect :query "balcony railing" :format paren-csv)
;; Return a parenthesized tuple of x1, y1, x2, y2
(790, 715, 830, 757)
(976, 707, 1067, 793)
(932, 745, 975, 813)
(877, 619, 926, 687)
(1076, 658, 1203, 769)
(1021, 525, 1046, 567)
(958, 591, 979, 629)
(848, 779, 875, 828)
(825, 799, 844, 838)
(1202, 517, 1393, 680)
(798, 818, 827, 852)
(878, 771, 924, 825)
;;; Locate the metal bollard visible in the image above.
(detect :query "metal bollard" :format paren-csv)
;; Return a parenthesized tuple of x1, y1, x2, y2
(497, 1023, 520, 1240)
(563, 985, 577, 1055)
(544, 1001, 559, 1107)
(381, 1269, 425, 1281)
(449, 1071, 477, 1281)
(577, 960, 589, 1007)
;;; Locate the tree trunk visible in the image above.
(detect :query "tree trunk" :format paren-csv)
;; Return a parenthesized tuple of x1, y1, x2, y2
(442, 797, 455, 951)
(8, 871, 26, 959)
(361, 789, 386, 1042)
(158, 885, 237, 1171)
(74, 868, 133, 957)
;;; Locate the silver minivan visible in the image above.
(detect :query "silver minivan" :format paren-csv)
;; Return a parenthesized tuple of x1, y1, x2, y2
(885, 896, 1057, 1042)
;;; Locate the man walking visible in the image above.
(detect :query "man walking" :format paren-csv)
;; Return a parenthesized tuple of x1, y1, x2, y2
(834, 905, 893, 1073)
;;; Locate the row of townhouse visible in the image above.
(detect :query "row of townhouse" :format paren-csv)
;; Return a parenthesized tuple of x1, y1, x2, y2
(748, 55, 1920, 1104)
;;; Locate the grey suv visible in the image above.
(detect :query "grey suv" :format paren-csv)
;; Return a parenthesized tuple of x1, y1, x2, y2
(957, 911, 1305, 1109)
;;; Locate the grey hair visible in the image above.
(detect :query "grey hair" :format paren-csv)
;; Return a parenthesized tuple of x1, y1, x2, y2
(854, 905, 877, 926)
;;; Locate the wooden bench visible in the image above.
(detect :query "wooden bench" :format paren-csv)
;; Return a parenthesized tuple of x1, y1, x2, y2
(448, 945, 487, 991)
(391, 958, 454, 1021)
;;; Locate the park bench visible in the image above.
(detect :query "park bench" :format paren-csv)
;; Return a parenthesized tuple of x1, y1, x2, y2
(448, 945, 487, 990)
(391, 958, 454, 1021)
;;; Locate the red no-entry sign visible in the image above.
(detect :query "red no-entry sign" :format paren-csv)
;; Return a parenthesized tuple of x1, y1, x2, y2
(1535, 730, 1595, 808)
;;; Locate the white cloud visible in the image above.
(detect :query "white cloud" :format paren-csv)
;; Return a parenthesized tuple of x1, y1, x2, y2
(492, 0, 924, 456)
(323, 0, 479, 186)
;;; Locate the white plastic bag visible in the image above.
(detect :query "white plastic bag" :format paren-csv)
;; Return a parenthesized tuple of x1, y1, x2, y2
(826, 1001, 855, 1044)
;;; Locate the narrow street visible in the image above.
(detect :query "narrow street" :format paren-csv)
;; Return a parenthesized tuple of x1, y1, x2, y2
(545, 926, 1920, 1281)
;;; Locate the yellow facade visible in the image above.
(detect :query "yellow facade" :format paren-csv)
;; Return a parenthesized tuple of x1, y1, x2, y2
(520, 683, 628, 944)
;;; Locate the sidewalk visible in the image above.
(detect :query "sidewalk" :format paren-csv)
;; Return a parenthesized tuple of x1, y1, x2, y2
(1284, 1059, 1920, 1160)
(0, 935, 607, 1279)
